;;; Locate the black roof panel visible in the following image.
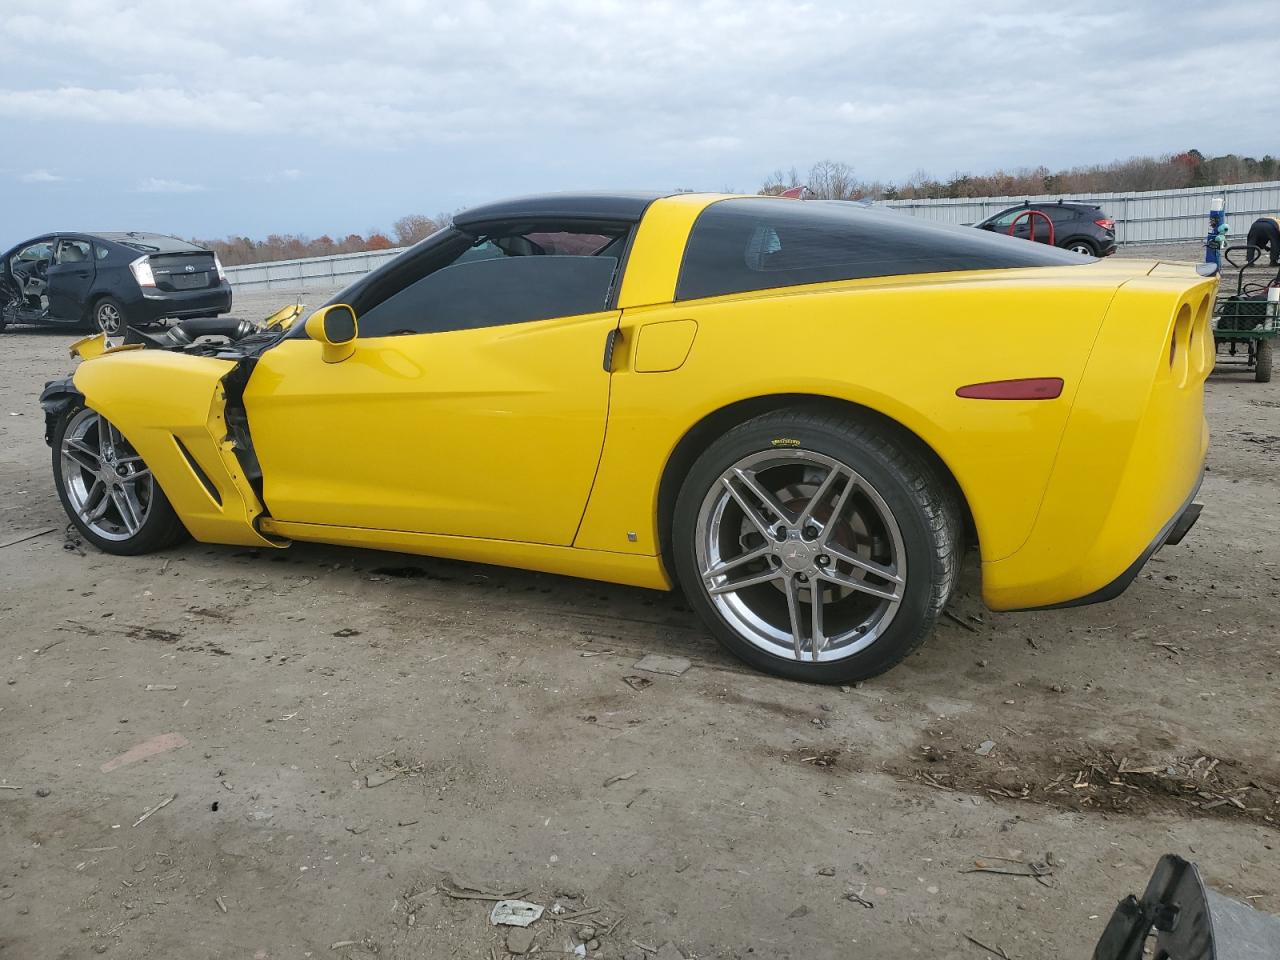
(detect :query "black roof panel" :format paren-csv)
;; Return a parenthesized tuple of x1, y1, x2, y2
(87, 232, 208, 253)
(453, 191, 671, 230)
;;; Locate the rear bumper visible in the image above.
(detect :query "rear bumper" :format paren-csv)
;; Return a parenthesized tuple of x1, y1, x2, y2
(131, 284, 233, 323)
(1016, 470, 1203, 610)
(980, 273, 1216, 611)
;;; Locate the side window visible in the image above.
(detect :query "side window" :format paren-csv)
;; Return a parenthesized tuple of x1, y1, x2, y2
(55, 239, 92, 264)
(356, 223, 628, 338)
(1044, 207, 1078, 224)
(988, 208, 1023, 228)
(16, 242, 52, 263)
(676, 198, 1082, 301)
(96, 244, 111, 260)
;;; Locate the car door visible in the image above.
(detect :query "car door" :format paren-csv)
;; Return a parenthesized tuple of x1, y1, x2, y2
(9, 239, 54, 314)
(45, 237, 96, 322)
(242, 221, 629, 546)
(1043, 206, 1079, 247)
(993, 207, 1044, 241)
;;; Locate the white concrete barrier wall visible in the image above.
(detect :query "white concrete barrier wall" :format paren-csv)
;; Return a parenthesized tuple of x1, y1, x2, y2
(225, 246, 409, 294)
(225, 180, 1280, 293)
(877, 180, 1280, 244)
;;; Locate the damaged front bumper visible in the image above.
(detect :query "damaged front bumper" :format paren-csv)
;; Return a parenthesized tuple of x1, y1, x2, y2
(39, 316, 297, 549)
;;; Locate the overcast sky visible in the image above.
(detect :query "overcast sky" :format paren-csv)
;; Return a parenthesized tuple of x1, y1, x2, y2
(1, 0, 1274, 247)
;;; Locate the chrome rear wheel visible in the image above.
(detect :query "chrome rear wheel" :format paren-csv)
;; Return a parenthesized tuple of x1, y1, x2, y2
(695, 449, 906, 663)
(95, 299, 124, 335)
(673, 408, 964, 683)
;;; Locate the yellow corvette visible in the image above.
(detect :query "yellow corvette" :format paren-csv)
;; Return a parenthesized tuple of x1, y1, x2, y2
(40, 192, 1213, 682)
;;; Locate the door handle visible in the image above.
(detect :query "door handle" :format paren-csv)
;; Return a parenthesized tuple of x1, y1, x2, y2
(602, 328, 622, 371)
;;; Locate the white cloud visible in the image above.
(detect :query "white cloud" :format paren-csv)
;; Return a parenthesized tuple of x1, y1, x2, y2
(694, 136, 743, 152)
(135, 177, 206, 194)
(247, 168, 302, 183)
(0, 0, 1275, 241)
(1, 0, 1268, 174)
(21, 169, 66, 183)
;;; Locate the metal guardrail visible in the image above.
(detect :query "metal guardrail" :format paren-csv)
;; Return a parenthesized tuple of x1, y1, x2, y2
(224, 180, 1280, 292)
(224, 247, 408, 293)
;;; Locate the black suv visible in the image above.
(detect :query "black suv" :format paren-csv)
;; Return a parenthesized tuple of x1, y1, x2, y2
(0, 232, 232, 335)
(974, 201, 1116, 257)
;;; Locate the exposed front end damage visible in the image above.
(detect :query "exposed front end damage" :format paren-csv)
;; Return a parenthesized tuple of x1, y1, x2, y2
(39, 312, 299, 549)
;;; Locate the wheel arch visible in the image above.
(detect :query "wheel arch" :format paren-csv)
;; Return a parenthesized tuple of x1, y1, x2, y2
(83, 290, 116, 324)
(655, 392, 975, 575)
(1059, 235, 1099, 254)
(39, 377, 85, 444)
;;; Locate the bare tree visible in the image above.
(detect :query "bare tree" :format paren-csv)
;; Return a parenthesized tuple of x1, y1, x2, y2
(806, 160, 860, 200)
(392, 214, 438, 247)
(759, 167, 802, 195)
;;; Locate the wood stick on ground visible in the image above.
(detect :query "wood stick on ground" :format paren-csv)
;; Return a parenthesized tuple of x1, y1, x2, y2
(964, 933, 1011, 959)
(555, 906, 602, 922)
(133, 794, 176, 827)
(0, 527, 56, 549)
(943, 610, 979, 633)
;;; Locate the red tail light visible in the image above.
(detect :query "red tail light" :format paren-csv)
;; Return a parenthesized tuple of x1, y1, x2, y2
(1094, 218, 1115, 230)
(956, 378, 1064, 400)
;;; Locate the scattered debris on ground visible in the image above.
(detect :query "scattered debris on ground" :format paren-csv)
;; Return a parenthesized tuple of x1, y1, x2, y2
(2, 325, 1278, 958)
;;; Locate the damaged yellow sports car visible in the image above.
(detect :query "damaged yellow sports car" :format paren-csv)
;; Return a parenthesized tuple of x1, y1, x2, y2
(40, 192, 1214, 682)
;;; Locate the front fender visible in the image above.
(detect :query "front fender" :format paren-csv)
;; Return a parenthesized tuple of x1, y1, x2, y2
(70, 351, 282, 548)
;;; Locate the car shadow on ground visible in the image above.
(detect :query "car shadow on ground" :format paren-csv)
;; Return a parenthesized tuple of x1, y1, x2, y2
(166, 532, 988, 680)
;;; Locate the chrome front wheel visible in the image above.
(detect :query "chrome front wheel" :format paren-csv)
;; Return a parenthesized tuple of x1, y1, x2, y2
(52, 406, 187, 555)
(60, 407, 155, 541)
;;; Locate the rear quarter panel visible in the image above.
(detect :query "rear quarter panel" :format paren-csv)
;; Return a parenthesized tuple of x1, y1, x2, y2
(576, 267, 1124, 565)
(981, 275, 1215, 607)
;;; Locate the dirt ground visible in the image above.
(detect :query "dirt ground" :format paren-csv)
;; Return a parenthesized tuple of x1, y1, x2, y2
(2, 253, 1278, 960)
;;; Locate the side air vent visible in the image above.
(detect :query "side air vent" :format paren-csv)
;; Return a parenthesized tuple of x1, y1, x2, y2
(174, 437, 223, 506)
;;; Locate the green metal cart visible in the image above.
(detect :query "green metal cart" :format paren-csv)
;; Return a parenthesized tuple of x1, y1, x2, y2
(1213, 245, 1278, 383)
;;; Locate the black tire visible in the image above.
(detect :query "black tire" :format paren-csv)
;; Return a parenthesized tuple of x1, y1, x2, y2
(52, 403, 188, 556)
(1063, 238, 1099, 257)
(672, 407, 964, 683)
(1257, 339, 1273, 383)
(91, 296, 127, 335)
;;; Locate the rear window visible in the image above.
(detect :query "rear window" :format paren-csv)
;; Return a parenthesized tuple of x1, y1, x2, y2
(676, 198, 1083, 301)
(1044, 206, 1083, 223)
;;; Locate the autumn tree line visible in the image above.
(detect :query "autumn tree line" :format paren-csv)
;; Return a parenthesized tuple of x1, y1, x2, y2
(197, 213, 445, 267)
(761, 150, 1278, 201)
(197, 149, 1277, 265)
